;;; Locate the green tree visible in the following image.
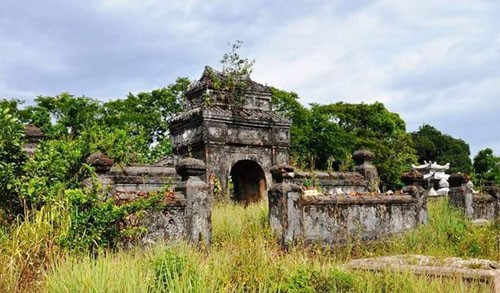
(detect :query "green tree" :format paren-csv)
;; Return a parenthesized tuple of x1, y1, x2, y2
(271, 88, 313, 167)
(411, 124, 472, 174)
(270, 90, 417, 189)
(473, 148, 500, 184)
(0, 105, 27, 217)
(310, 102, 417, 189)
(25, 93, 102, 138)
(102, 78, 189, 146)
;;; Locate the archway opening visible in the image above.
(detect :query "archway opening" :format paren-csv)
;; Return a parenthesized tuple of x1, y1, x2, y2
(229, 160, 266, 203)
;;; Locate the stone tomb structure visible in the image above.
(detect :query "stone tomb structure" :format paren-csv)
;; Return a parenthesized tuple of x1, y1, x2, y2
(268, 157, 428, 247)
(448, 174, 500, 221)
(86, 67, 433, 247)
(169, 67, 291, 203)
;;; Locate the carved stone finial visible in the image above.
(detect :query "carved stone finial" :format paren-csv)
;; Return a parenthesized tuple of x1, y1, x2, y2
(24, 124, 44, 141)
(401, 170, 424, 186)
(175, 157, 206, 181)
(352, 150, 375, 165)
(86, 152, 114, 173)
(448, 173, 469, 188)
(353, 150, 379, 192)
(270, 164, 295, 183)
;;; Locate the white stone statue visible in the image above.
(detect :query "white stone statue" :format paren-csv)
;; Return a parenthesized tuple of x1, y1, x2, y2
(412, 161, 451, 197)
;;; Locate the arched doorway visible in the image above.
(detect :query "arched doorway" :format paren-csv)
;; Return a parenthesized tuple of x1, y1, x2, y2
(230, 160, 267, 203)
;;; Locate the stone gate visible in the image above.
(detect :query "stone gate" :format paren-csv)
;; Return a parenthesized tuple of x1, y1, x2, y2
(169, 67, 291, 202)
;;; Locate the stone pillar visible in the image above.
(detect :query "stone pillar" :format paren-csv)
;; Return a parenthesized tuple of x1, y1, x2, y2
(484, 185, 500, 219)
(353, 150, 379, 192)
(23, 124, 44, 156)
(448, 173, 472, 218)
(401, 170, 428, 225)
(268, 165, 303, 247)
(83, 152, 115, 195)
(175, 157, 211, 247)
(464, 181, 474, 220)
(402, 185, 428, 225)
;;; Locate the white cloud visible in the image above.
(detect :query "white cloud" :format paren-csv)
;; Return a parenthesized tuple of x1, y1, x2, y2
(1, 0, 499, 156)
(251, 0, 500, 156)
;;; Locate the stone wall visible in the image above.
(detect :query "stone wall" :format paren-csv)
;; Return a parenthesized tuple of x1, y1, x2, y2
(91, 164, 180, 200)
(268, 165, 427, 247)
(88, 154, 211, 247)
(448, 175, 500, 220)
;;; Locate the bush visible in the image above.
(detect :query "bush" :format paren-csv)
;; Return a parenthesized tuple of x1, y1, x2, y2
(60, 189, 164, 252)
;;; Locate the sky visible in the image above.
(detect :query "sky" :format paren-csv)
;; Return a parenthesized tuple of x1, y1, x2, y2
(1, 0, 499, 158)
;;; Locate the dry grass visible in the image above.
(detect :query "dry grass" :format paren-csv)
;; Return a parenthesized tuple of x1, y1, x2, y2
(1, 198, 498, 292)
(0, 204, 69, 292)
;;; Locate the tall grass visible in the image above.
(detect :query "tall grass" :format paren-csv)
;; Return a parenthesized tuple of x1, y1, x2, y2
(46, 247, 154, 292)
(1, 198, 497, 291)
(43, 199, 498, 292)
(0, 204, 69, 292)
(391, 199, 500, 260)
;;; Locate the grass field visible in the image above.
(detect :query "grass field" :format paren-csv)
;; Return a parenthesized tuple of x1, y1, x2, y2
(1, 198, 499, 292)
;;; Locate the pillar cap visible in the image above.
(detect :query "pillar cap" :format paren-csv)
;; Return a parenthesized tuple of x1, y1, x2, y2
(86, 152, 114, 173)
(449, 173, 469, 188)
(176, 157, 206, 180)
(352, 150, 374, 163)
(270, 164, 295, 183)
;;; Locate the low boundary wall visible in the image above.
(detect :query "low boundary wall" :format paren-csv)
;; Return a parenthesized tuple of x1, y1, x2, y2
(268, 165, 427, 247)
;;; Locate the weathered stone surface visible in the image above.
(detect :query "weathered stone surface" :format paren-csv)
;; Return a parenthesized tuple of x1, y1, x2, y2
(170, 67, 291, 202)
(23, 124, 44, 156)
(401, 170, 424, 186)
(353, 150, 379, 192)
(345, 255, 500, 292)
(174, 158, 211, 247)
(268, 165, 427, 247)
(86, 152, 114, 173)
(449, 173, 470, 188)
(449, 185, 500, 221)
(185, 66, 273, 111)
(401, 185, 428, 224)
(24, 124, 44, 140)
(293, 171, 368, 195)
(116, 157, 211, 247)
(176, 157, 206, 180)
(88, 164, 180, 198)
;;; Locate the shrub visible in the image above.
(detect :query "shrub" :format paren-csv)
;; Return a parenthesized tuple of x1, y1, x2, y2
(60, 188, 164, 252)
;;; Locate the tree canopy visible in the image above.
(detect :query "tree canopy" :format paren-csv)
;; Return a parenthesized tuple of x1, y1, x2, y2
(473, 148, 500, 184)
(411, 124, 472, 174)
(271, 88, 417, 189)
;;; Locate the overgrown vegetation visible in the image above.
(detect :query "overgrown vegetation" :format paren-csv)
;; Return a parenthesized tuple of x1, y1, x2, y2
(203, 40, 255, 107)
(40, 199, 498, 292)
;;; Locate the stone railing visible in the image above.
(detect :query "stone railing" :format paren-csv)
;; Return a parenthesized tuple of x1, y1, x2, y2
(268, 165, 427, 247)
(292, 171, 368, 195)
(85, 153, 180, 200)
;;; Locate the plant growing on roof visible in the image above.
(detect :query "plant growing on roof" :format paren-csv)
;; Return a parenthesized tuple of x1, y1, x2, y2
(205, 40, 255, 107)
